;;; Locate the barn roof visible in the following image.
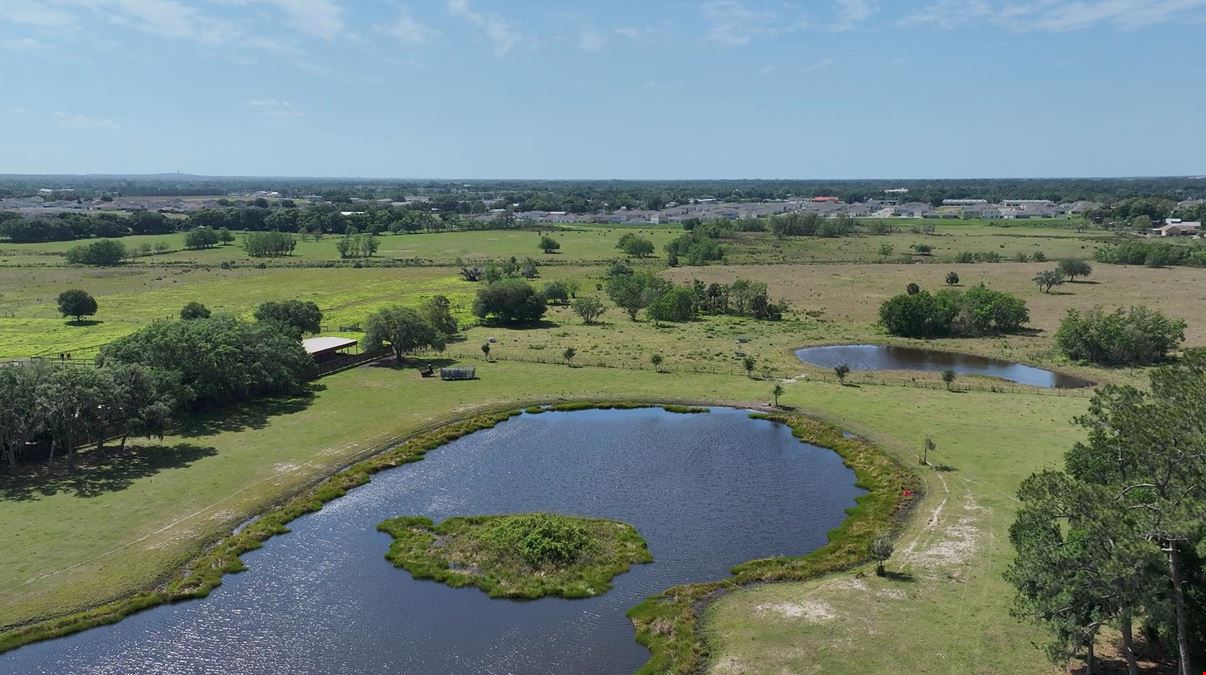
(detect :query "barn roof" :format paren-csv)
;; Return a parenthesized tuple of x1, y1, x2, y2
(302, 337, 358, 355)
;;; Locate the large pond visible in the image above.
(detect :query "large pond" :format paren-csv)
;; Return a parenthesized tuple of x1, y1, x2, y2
(795, 344, 1091, 389)
(3, 407, 863, 675)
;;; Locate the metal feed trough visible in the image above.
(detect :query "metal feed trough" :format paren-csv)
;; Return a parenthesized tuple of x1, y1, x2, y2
(439, 367, 476, 381)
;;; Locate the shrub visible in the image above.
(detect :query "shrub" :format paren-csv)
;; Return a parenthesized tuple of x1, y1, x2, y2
(572, 296, 606, 324)
(541, 281, 571, 305)
(1033, 269, 1063, 293)
(179, 302, 211, 320)
(647, 287, 696, 323)
(473, 279, 547, 324)
(483, 514, 591, 567)
(617, 233, 655, 258)
(664, 232, 724, 265)
(538, 235, 561, 254)
(1054, 306, 1185, 366)
(945, 271, 960, 286)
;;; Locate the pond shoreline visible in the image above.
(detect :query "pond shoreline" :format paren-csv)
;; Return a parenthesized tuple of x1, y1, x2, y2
(0, 399, 919, 675)
(794, 341, 1095, 389)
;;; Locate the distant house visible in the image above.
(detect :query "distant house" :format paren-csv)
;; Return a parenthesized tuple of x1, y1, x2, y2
(810, 196, 841, 203)
(1152, 219, 1201, 236)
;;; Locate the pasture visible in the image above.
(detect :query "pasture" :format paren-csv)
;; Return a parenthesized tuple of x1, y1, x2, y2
(1, 218, 1202, 672)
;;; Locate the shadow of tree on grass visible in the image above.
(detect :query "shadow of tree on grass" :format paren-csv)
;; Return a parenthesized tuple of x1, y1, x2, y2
(176, 389, 320, 438)
(0, 443, 218, 501)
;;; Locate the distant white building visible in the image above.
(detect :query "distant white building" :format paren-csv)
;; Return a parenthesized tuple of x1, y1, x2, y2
(1153, 218, 1201, 236)
(942, 199, 988, 206)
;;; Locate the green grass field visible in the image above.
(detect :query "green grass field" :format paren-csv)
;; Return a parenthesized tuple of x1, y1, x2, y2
(0, 219, 1200, 672)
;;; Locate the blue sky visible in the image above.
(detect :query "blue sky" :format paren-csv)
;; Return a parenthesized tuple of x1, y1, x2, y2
(1, 0, 1203, 179)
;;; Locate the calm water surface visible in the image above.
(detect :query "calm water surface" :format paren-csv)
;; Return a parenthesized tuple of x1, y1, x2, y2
(3, 407, 862, 675)
(795, 344, 1090, 388)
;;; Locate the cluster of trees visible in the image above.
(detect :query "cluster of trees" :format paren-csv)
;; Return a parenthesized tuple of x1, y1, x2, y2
(472, 280, 547, 324)
(459, 256, 540, 283)
(768, 213, 858, 238)
(665, 229, 724, 266)
(1095, 242, 1206, 269)
(879, 285, 1029, 338)
(242, 231, 296, 257)
(1084, 196, 1205, 227)
(1006, 353, 1206, 673)
(335, 229, 379, 258)
(1055, 306, 1186, 366)
(184, 226, 234, 249)
(0, 361, 186, 471)
(0, 210, 174, 243)
(64, 239, 127, 266)
(616, 233, 655, 258)
(98, 314, 315, 408)
(253, 300, 323, 335)
(600, 265, 785, 324)
(363, 296, 457, 361)
(688, 278, 785, 320)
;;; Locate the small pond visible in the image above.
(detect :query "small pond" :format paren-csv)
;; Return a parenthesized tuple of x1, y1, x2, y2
(2, 407, 863, 674)
(795, 344, 1091, 389)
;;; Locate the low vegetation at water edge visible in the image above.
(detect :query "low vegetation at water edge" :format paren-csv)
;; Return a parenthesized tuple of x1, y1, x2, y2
(377, 512, 652, 599)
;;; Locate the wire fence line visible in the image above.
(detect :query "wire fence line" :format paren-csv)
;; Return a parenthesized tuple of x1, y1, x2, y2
(435, 347, 1096, 398)
(4, 343, 1094, 398)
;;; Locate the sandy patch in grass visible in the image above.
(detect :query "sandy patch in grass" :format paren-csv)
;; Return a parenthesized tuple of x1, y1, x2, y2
(754, 600, 835, 622)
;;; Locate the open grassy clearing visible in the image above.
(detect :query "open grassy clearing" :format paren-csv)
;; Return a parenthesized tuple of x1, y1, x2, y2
(0, 265, 476, 358)
(705, 377, 1088, 674)
(0, 225, 684, 266)
(723, 224, 1112, 265)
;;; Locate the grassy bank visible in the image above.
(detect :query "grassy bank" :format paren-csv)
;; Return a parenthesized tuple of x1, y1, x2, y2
(378, 512, 652, 599)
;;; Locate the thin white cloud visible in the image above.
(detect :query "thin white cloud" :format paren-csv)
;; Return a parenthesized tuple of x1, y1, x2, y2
(832, 0, 874, 30)
(52, 0, 239, 45)
(54, 112, 119, 130)
(702, 0, 807, 46)
(259, 0, 345, 41)
(801, 56, 835, 72)
(0, 37, 43, 50)
(376, 7, 437, 45)
(902, 0, 1206, 31)
(447, 0, 520, 56)
(578, 27, 605, 51)
(246, 99, 303, 119)
(0, 1, 79, 28)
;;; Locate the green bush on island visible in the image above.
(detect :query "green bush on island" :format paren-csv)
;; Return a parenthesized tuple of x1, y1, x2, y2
(377, 512, 652, 599)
